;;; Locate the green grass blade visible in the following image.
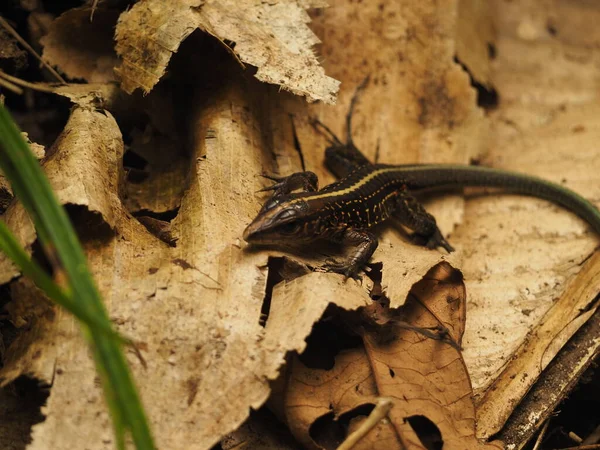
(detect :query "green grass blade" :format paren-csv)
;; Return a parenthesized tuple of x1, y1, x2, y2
(0, 220, 130, 344)
(0, 105, 155, 449)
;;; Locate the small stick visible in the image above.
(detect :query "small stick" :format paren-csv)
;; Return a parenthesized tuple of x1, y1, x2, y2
(90, 0, 100, 22)
(583, 423, 600, 445)
(0, 70, 57, 94)
(555, 445, 600, 450)
(531, 419, 550, 450)
(0, 16, 67, 84)
(0, 76, 24, 95)
(336, 397, 393, 450)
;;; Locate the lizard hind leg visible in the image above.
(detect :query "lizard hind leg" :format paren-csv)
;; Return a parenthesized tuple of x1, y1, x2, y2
(310, 76, 373, 178)
(393, 193, 455, 253)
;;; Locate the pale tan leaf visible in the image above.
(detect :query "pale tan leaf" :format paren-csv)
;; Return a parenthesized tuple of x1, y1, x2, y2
(457, 4, 600, 441)
(53, 83, 121, 109)
(114, 0, 339, 103)
(475, 251, 600, 438)
(0, 60, 346, 449)
(455, 0, 494, 87)
(41, 7, 120, 83)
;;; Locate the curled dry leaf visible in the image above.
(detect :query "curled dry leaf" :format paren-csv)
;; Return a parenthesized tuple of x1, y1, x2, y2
(41, 7, 120, 83)
(0, 57, 359, 449)
(279, 263, 503, 450)
(121, 86, 189, 215)
(114, 0, 338, 103)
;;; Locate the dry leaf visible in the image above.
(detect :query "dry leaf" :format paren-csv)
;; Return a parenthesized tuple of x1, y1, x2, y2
(114, 0, 339, 103)
(41, 7, 120, 83)
(0, 54, 357, 449)
(1, 0, 599, 448)
(279, 263, 503, 450)
(458, 2, 600, 437)
(455, 0, 494, 88)
(0, 26, 28, 71)
(220, 409, 302, 450)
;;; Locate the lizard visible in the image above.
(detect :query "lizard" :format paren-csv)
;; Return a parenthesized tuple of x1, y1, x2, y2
(243, 81, 600, 280)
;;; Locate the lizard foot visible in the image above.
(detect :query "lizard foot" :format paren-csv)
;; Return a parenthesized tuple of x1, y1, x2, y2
(258, 172, 318, 196)
(412, 229, 455, 253)
(320, 258, 363, 282)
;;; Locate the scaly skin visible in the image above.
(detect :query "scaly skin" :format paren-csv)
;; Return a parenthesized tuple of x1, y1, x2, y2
(244, 84, 600, 279)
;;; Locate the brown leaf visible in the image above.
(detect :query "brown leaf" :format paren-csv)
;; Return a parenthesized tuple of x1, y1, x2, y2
(220, 409, 302, 450)
(455, 0, 494, 88)
(41, 7, 120, 83)
(0, 55, 345, 449)
(114, 0, 339, 103)
(281, 263, 503, 450)
(0, 26, 28, 71)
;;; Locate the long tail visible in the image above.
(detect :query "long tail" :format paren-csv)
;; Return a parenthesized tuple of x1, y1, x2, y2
(393, 164, 600, 235)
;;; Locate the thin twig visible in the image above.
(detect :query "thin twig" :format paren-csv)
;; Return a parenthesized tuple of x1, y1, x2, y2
(531, 419, 550, 450)
(0, 16, 67, 84)
(90, 0, 99, 22)
(336, 397, 394, 450)
(568, 431, 583, 444)
(0, 76, 24, 95)
(556, 445, 600, 450)
(583, 423, 600, 445)
(0, 71, 57, 93)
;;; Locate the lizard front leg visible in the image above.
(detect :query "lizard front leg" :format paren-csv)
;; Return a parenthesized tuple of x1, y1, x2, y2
(322, 229, 378, 280)
(393, 193, 455, 252)
(257, 171, 319, 214)
(260, 171, 318, 196)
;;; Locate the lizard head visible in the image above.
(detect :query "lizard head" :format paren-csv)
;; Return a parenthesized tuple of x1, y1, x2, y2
(243, 197, 313, 244)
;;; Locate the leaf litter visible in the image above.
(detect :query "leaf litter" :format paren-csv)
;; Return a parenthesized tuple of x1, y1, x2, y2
(0, 1, 598, 450)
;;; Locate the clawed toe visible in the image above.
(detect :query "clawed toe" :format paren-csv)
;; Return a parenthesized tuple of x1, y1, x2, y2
(321, 259, 362, 282)
(426, 229, 455, 253)
(413, 229, 455, 253)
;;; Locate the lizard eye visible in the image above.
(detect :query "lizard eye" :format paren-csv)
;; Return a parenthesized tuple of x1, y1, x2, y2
(278, 221, 301, 234)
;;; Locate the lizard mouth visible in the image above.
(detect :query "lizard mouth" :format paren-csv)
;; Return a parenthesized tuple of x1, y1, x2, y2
(243, 221, 260, 242)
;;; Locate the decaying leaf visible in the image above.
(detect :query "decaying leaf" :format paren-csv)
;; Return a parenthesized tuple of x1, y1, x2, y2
(455, 0, 494, 88)
(41, 7, 120, 83)
(114, 0, 339, 103)
(277, 263, 502, 450)
(220, 409, 301, 450)
(1, 0, 599, 449)
(0, 26, 28, 71)
(0, 53, 361, 449)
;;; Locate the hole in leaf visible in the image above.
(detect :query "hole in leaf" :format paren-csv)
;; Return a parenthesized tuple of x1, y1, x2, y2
(30, 239, 54, 278)
(124, 150, 150, 184)
(65, 206, 114, 243)
(453, 56, 499, 110)
(298, 306, 363, 370)
(0, 376, 50, 450)
(406, 415, 443, 450)
(389, 367, 395, 378)
(123, 149, 148, 171)
(259, 257, 285, 327)
(310, 412, 345, 449)
(133, 207, 180, 223)
(311, 404, 376, 450)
